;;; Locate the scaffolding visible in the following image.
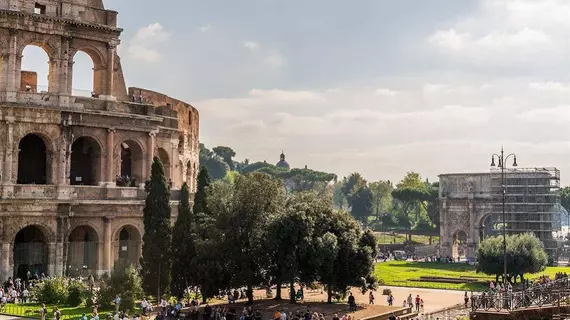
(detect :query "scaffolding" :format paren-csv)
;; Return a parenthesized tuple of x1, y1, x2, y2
(490, 167, 560, 256)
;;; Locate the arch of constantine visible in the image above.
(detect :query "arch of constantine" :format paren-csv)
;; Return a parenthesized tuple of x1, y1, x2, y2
(0, 0, 199, 280)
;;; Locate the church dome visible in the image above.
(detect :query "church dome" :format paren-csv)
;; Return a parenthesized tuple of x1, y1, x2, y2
(276, 151, 290, 170)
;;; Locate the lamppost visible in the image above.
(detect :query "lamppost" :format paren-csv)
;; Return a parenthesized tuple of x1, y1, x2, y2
(490, 147, 517, 285)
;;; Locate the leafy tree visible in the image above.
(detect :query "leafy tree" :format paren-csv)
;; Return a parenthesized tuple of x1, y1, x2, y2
(140, 157, 172, 298)
(350, 186, 374, 224)
(171, 183, 194, 297)
(396, 172, 425, 189)
(332, 181, 348, 210)
(208, 172, 286, 304)
(213, 146, 237, 170)
(99, 262, 144, 311)
(369, 180, 393, 221)
(341, 173, 367, 206)
(477, 233, 547, 284)
(193, 180, 230, 303)
(239, 161, 274, 174)
(392, 186, 429, 240)
(199, 144, 229, 180)
(313, 210, 377, 303)
(266, 193, 316, 302)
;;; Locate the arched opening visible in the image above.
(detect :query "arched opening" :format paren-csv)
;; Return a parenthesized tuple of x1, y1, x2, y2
(157, 148, 171, 182)
(71, 49, 103, 97)
(115, 225, 141, 266)
(67, 226, 99, 277)
(452, 230, 468, 261)
(20, 45, 53, 93)
(117, 140, 143, 187)
(70, 137, 102, 186)
(18, 134, 48, 184)
(479, 214, 501, 241)
(13, 226, 48, 280)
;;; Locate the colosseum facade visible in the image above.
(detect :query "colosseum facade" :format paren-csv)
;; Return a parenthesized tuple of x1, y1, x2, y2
(0, 0, 199, 280)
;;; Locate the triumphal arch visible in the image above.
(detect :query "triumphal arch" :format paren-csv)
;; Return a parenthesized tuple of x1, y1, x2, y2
(0, 0, 199, 280)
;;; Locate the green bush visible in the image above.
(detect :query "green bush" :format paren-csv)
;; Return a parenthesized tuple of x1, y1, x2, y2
(99, 262, 144, 311)
(32, 277, 69, 304)
(68, 279, 88, 306)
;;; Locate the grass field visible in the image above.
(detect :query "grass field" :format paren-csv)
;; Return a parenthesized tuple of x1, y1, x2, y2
(375, 261, 570, 291)
(375, 232, 439, 245)
(1, 303, 113, 320)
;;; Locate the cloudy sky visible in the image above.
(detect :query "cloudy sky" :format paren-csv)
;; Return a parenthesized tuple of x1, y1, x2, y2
(24, 0, 570, 184)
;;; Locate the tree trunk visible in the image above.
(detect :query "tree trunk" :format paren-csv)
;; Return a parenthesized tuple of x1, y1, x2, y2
(327, 285, 332, 304)
(275, 281, 282, 300)
(496, 274, 499, 283)
(289, 280, 296, 304)
(247, 284, 254, 305)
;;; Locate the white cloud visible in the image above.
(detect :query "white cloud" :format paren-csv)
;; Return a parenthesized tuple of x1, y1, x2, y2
(374, 88, 399, 96)
(241, 41, 286, 68)
(529, 82, 570, 92)
(243, 41, 259, 50)
(427, 0, 569, 64)
(199, 24, 212, 32)
(197, 79, 570, 183)
(127, 23, 169, 63)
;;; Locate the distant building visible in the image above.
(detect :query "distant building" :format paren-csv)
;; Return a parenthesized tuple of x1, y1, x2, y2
(276, 151, 291, 171)
(439, 167, 560, 260)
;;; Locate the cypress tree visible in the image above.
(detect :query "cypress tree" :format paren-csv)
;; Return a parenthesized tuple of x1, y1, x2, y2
(193, 166, 212, 219)
(140, 156, 172, 299)
(170, 183, 194, 297)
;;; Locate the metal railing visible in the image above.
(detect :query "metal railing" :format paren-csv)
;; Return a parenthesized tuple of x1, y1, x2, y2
(471, 278, 570, 312)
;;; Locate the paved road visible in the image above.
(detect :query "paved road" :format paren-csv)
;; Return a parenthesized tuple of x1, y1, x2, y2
(0, 315, 33, 320)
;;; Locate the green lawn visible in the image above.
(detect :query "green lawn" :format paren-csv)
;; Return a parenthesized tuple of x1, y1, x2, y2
(1, 303, 113, 320)
(375, 232, 439, 245)
(375, 261, 570, 292)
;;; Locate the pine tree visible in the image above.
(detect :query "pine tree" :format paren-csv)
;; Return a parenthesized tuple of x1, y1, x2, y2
(140, 157, 172, 299)
(170, 183, 194, 297)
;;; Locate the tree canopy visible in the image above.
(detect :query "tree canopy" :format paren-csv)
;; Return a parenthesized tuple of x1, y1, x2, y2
(477, 233, 548, 283)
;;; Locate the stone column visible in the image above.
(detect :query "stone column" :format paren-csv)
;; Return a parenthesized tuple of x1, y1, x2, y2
(58, 133, 69, 185)
(147, 132, 155, 180)
(103, 217, 112, 274)
(170, 139, 178, 188)
(47, 242, 56, 276)
(105, 44, 115, 97)
(106, 129, 115, 185)
(0, 242, 10, 282)
(3, 29, 18, 100)
(3, 118, 14, 184)
(59, 37, 70, 95)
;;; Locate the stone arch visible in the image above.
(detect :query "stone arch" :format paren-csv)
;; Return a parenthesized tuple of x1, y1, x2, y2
(479, 213, 498, 241)
(17, 133, 55, 184)
(12, 224, 54, 279)
(70, 136, 103, 185)
(114, 139, 145, 187)
(452, 230, 468, 260)
(70, 46, 106, 96)
(112, 224, 142, 267)
(17, 38, 59, 93)
(157, 147, 171, 181)
(67, 225, 100, 277)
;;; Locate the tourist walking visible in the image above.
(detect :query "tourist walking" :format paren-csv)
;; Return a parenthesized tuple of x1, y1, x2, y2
(369, 291, 375, 305)
(415, 295, 421, 313)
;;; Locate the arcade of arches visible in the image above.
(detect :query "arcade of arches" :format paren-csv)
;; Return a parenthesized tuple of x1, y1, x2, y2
(1, 222, 143, 280)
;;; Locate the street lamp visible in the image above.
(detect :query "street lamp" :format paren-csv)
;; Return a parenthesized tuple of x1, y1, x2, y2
(490, 147, 517, 285)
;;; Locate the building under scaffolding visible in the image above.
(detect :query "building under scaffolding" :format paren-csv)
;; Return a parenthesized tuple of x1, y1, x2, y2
(439, 167, 561, 260)
(490, 167, 560, 256)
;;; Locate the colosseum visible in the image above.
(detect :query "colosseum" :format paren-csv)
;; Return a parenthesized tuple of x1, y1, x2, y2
(0, 0, 199, 281)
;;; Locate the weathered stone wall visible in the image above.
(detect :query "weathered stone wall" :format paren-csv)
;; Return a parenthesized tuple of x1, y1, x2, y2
(439, 173, 493, 260)
(0, 0, 200, 281)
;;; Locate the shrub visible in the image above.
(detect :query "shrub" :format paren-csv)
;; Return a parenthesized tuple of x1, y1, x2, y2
(99, 262, 144, 311)
(32, 277, 68, 304)
(68, 279, 88, 306)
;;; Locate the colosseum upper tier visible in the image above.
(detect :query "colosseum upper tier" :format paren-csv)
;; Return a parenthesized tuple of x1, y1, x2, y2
(0, 0, 199, 280)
